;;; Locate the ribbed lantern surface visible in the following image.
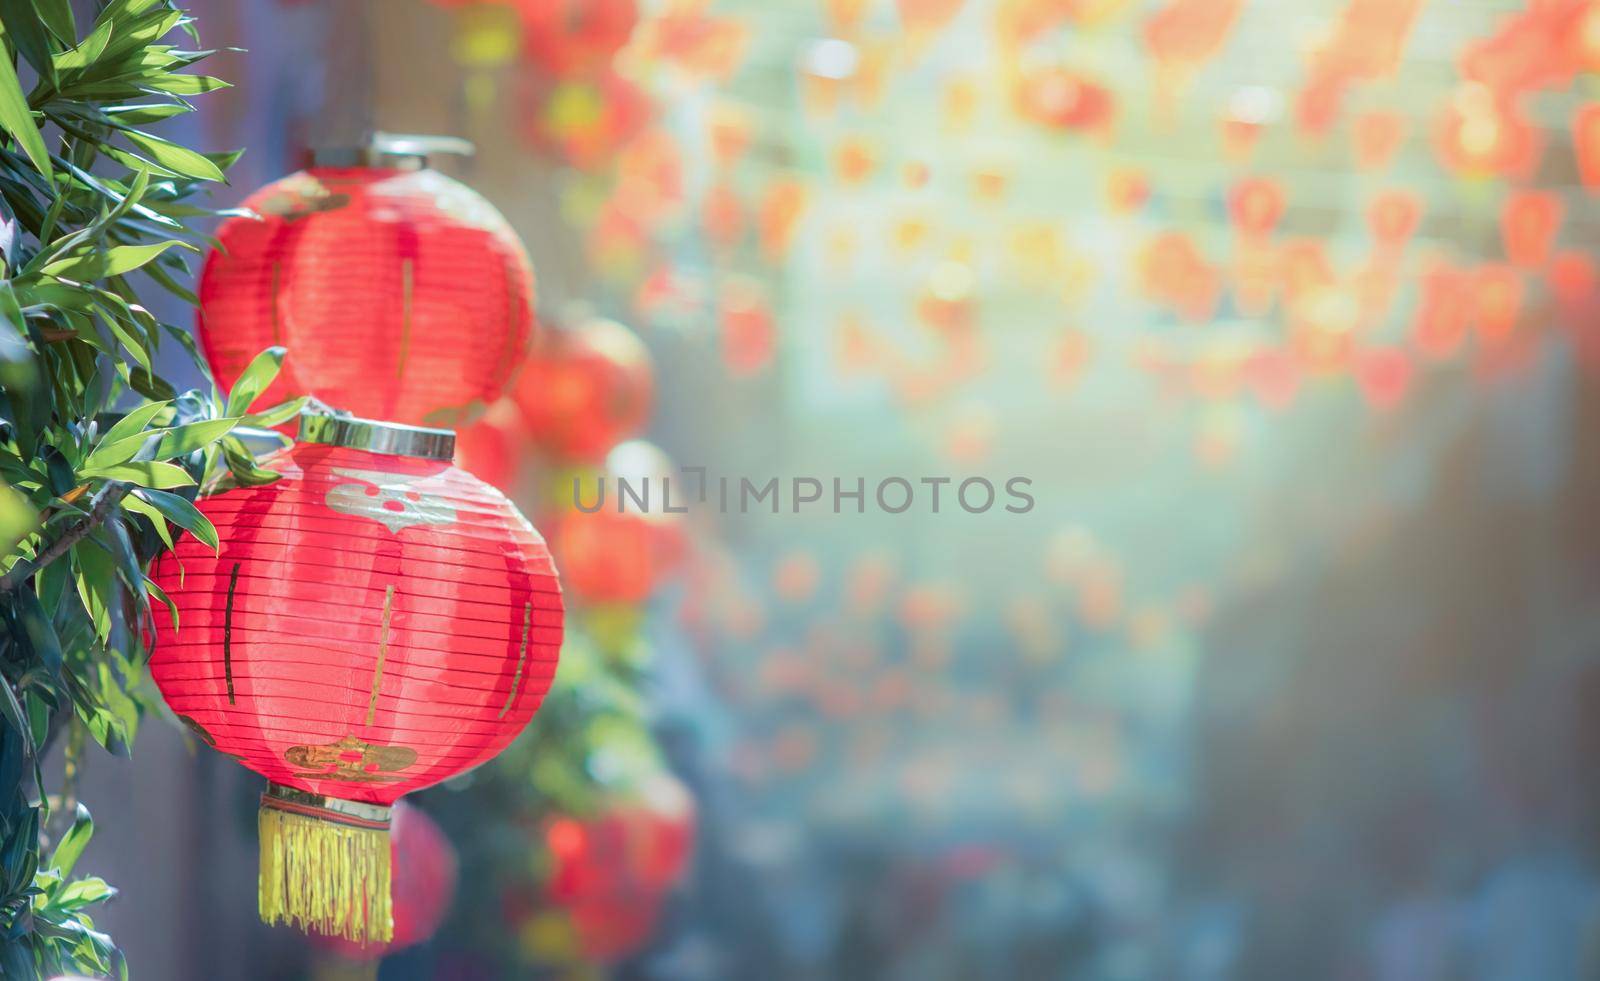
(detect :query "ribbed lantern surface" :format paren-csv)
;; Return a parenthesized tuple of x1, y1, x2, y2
(197, 166, 536, 426)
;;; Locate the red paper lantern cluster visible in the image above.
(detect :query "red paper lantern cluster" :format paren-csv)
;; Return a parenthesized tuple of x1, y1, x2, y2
(151, 415, 564, 942)
(198, 157, 537, 426)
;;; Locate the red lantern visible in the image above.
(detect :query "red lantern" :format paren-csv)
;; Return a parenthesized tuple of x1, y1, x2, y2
(1366, 189, 1423, 251)
(544, 774, 697, 963)
(720, 277, 777, 376)
(1015, 67, 1115, 133)
(1576, 104, 1600, 190)
(150, 414, 564, 943)
(514, 315, 654, 463)
(1355, 347, 1412, 410)
(311, 802, 459, 961)
(1434, 85, 1542, 180)
(517, 0, 638, 78)
(452, 399, 524, 493)
(1501, 190, 1564, 268)
(198, 151, 536, 427)
(1227, 178, 1286, 240)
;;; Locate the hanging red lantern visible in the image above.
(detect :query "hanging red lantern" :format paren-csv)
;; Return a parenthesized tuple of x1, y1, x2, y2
(1014, 67, 1115, 133)
(1474, 263, 1524, 343)
(310, 802, 459, 962)
(1412, 259, 1473, 358)
(517, 0, 638, 78)
(1354, 346, 1413, 410)
(1501, 190, 1564, 268)
(543, 773, 697, 963)
(150, 413, 565, 944)
(1227, 178, 1286, 240)
(1366, 189, 1423, 251)
(1433, 85, 1542, 180)
(198, 145, 536, 427)
(720, 276, 777, 376)
(520, 68, 653, 171)
(513, 315, 654, 463)
(1576, 104, 1600, 190)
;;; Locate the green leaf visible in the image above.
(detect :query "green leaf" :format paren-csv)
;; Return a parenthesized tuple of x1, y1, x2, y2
(95, 398, 169, 447)
(141, 73, 227, 96)
(120, 129, 223, 182)
(0, 25, 52, 185)
(118, 492, 171, 549)
(78, 461, 192, 488)
(151, 417, 235, 460)
(0, 481, 37, 554)
(85, 427, 165, 468)
(54, 875, 114, 909)
(1, 0, 60, 85)
(48, 804, 92, 880)
(133, 488, 215, 550)
(241, 396, 308, 431)
(52, 12, 110, 70)
(225, 346, 285, 415)
(102, 102, 188, 123)
(143, 574, 177, 630)
(33, 0, 75, 46)
(42, 240, 186, 280)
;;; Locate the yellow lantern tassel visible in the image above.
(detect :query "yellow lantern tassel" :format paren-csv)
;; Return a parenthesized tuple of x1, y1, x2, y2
(258, 785, 394, 945)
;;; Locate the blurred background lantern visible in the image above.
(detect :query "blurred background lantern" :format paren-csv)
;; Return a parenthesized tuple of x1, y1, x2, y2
(514, 313, 655, 462)
(197, 136, 536, 427)
(150, 413, 563, 942)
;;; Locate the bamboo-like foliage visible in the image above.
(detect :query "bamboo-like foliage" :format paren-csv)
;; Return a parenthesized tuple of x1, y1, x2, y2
(0, 1, 293, 974)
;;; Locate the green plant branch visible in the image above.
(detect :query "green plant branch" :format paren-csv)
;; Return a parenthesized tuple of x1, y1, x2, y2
(0, 480, 128, 593)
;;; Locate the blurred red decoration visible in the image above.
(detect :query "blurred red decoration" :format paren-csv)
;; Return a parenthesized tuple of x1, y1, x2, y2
(518, 0, 638, 78)
(1434, 85, 1542, 180)
(1296, 0, 1426, 134)
(198, 164, 535, 427)
(514, 316, 654, 463)
(556, 501, 672, 606)
(311, 802, 460, 961)
(1227, 177, 1286, 239)
(1355, 347, 1413, 410)
(544, 775, 697, 962)
(1501, 190, 1564, 268)
(1139, 232, 1221, 323)
(150, 427, 563, 942)
(1550, 251, 1597, 321)
(1353, 110, 1408, 171)
(1243, 348, 1300, 410)
(1106, 168, 1151, 213)
(896, 0, 967, 36)
(720, 277, 777, 376)
(520, 69, 653, 171)
(702, 181, 747, 251)
(1474, 263, 1524, 343)
(630, 0, 749, 80)
(1015, 67, 1115, 133)
(1144, 0, 1245, 72)
(757, 177, 809, 260)
(707, 102, 754, 168)
(1413, 259, 1473, 358)
(1366, 189, 1424, 250)
(1576, 104, 1600, 190)
(1459, 0, 1586, 99)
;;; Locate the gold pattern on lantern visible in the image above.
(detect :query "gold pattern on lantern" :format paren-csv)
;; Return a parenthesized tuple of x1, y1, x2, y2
(284, 735, 418, 783)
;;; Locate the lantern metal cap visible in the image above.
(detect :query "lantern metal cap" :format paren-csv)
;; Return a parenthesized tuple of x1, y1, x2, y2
(311, 132, 475, 171)
(299, 409, 456, 462)
(262, 783, 392, 830)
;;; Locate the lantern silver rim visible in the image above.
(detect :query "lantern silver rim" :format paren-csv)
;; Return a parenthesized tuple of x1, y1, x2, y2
(298, 410, 456, 462)
(262, 783, 392, 829)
